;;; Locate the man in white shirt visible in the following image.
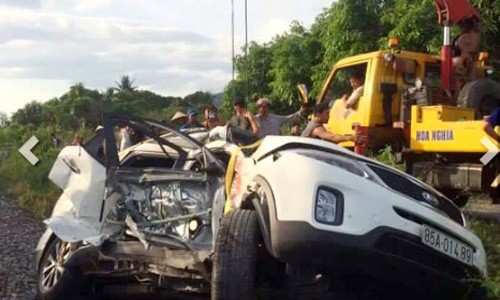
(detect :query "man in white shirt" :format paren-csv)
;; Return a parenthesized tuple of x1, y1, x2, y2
(343, 71, 365, 109)
(255, 97, 305, 137)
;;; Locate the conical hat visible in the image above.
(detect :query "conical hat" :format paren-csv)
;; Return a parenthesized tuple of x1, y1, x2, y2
(171, 111, 188, 121)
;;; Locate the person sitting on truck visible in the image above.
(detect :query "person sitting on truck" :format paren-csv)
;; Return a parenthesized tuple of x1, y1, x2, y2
(301, 101, 359, 144)
(483, 106, 500, 142)
(342, 71, 365, 109)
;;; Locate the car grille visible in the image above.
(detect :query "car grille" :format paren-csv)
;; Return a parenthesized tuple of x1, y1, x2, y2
(367, 164, 463, 226)
(393, 207, 475, 251)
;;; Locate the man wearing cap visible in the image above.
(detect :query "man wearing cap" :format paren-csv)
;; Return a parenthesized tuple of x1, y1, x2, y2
(229, 100, 260, 134)
(255, 97, 305, 137)
(180, 108, 203, 131)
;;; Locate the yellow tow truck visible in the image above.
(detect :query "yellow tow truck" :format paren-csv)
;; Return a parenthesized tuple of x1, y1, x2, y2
(300, 0, 499, 205)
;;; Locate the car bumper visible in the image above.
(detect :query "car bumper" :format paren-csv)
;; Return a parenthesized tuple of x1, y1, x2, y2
(270, 220, 481, 297)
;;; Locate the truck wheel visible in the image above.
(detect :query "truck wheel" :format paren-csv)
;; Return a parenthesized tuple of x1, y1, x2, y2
(211, 209, 258, 300)
(457, 78, 500, 119)
(38, 237, 83, 300)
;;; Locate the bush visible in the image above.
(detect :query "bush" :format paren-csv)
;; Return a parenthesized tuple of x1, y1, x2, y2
(0, 125, 64, 218)
(470, 218, 500, 298)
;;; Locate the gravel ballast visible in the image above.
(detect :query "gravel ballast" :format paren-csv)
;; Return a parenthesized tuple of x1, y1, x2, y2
(0, 194, 45, 300)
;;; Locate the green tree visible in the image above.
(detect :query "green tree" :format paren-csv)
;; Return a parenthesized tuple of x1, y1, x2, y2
(234, 41, 273, 101)
(11, 101, 49, 126)
(184, 91, 213, 108)
(311, 0, 389, 95)
(380, 0, 441, 53)
(51, 83, 104, 130)
(115, 75, 137, 93)
(268, 21, 323, 110)
(471, 0, 500, 59)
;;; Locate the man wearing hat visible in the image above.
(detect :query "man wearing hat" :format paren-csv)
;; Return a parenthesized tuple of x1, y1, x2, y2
(180, 108, 203, 131)
(171, 111, 188, 128)
(255, 97, 305, 137)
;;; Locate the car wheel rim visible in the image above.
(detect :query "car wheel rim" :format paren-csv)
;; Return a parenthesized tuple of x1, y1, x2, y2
(41, 240, 71, 290)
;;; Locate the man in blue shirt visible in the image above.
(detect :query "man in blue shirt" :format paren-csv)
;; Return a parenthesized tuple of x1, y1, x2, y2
(484, 106, 500, 203)
(483, 106, 500, 142)
(180, 108, 203, 131)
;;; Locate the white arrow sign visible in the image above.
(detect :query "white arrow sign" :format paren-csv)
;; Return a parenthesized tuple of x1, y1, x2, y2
(18, 135, 39, 165)
(480, 136, 499, 165)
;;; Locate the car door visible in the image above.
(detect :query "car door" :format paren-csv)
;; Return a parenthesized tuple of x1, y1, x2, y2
(46, 127, 109, 244)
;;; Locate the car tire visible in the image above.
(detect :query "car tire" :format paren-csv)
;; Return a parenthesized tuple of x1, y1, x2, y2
(457, 78, 500, 119)
(211, 209, 258, 300)
(37, 236, 83, 300)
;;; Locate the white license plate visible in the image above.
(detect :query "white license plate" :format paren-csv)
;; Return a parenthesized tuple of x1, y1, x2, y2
(421, 225, 474, 266)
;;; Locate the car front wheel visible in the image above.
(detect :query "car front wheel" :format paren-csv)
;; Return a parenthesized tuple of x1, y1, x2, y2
(211, 209, 258, 300)
(38, 236, 83, 300)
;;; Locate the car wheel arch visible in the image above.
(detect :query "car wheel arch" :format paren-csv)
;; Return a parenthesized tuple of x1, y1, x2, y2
(242, 176, 279, 258)
(35, 229, 57, 270)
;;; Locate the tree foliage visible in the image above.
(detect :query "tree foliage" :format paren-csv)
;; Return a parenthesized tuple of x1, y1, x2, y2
(222, 0, 500, 107)
(115, 75, 137, 93)
(6, 76, 216, 133)
(234, 41, 273, 101)
(269, 21, 323, 110)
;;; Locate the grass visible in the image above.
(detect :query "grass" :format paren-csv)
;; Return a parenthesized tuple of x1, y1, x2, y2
(470, 215, 500, 298)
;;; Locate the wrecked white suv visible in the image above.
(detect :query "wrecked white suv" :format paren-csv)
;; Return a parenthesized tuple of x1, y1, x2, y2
(35, 114, 487, 300)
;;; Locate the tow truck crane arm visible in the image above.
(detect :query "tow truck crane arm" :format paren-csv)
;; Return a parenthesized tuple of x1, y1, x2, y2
(434, 0, 480, 26)
(433, 0, 481, 91)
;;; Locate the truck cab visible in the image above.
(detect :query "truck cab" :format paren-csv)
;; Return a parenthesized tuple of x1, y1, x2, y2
(313, 45, 499, 205)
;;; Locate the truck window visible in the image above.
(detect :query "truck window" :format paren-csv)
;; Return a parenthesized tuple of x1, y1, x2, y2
(425, 63, 441, 87)
(322, 63, 367, 105)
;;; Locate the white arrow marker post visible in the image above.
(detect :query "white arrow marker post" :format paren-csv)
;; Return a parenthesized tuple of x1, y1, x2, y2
(18, 135, 40, 165)
(480, 136, 500, 165)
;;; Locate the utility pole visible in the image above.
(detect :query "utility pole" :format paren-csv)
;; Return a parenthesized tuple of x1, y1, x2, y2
(231, 0, 235, 101)
(244, 0, 249, 104)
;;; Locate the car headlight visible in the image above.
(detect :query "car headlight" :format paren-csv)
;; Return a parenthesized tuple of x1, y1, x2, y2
(315, 187, 344, 225)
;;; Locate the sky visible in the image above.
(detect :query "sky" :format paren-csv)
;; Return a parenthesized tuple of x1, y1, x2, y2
(0, 0, 332, 116)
